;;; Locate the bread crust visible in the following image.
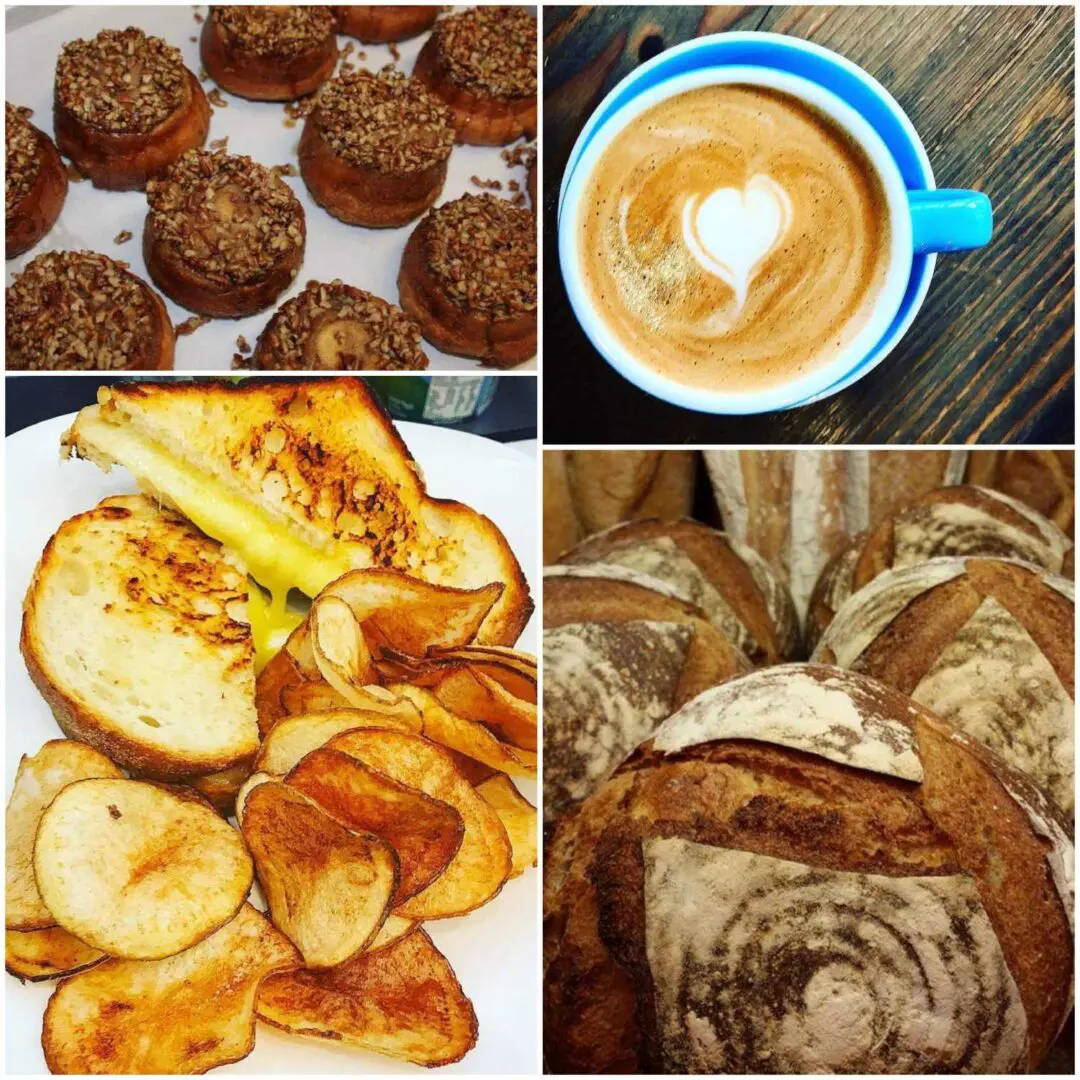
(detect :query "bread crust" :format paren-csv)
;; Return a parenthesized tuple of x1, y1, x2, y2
(53, 68, 210, 192)
(298, 111, 447, 228)
(544, 666, 1073, 1073)
(398, 223, 536, 366)
(6, 123, 68, 260)
(200, 16, 337, 102)
(412, 34, 536, 145)
(334, 6, 443, 43)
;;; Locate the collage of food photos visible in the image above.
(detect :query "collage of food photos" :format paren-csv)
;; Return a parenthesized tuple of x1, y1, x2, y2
(3, 4, 1076, 1077)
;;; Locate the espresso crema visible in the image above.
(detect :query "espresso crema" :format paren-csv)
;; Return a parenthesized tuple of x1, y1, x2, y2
(578, 84, 893, 392)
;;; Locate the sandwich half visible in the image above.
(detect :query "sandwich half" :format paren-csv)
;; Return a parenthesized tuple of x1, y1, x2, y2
(61, 379, 532, 662)
(21, 495, 259, 778)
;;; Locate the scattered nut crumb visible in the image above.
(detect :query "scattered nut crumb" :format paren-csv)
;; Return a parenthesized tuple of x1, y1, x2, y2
(380, 62, 396, 73)
(272, 163, 298, 177)
(232, 352, 253, 369)
(175, 314, 211, 336)
(340, 61, 355, 74)
(193, 11, 204, 23)
(198, 66, 210, 81)
(356, 50, 367, 61)
(508, 180, 520, 192)
(114, 230, 133, 244)
(208, 89, 228, 108)
(388, 42, 401, 61)
(341, 42, 355, 58)
(512, 192, 527, 206)
(236, 335, 251, 353)
(210, 136, 229, 150)
(471, 176, 502, 191)
(189, 35, 197, 43)
(283, 118, 297, 129)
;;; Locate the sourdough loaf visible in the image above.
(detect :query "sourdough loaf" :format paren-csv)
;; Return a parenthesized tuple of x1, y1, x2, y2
(703, 450, 969, 616)
(549, 518, 799, 665)
(812, 557, 1074, 814)
(966, 450, 1075, 537)
(543, 451, 696, 562)
(544, 664, 1073, 1074)
(807, 485, 1072, 648)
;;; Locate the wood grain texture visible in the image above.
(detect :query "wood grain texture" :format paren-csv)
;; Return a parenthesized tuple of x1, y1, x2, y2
(542, 6, 1075, 445)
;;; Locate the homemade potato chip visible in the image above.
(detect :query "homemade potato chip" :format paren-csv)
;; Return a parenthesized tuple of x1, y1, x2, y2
(234, 771, 273, 824)
(391, 684, 537, 778)
(434, 668, 538, 751)
(243, 782, 397, 969)
(476, 775, 538, 879)
(254, 708, 419, 777)
(310, 595, 379, 701)
(257, 928, 478, 1067)
(34, 778, 253, 959)
(6, 927, 104, 982)
(6, 740, 123, 931)
(43, 905, 299, 1073)
(287, 748, 463, 905)
(367, 915, 417, 953)
(327, 729, 511, 919)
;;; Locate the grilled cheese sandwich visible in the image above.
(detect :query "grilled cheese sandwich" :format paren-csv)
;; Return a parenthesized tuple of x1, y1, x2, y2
(62, 379, 533, 667)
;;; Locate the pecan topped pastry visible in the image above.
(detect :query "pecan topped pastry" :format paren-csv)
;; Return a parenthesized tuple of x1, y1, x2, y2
(413, 6, 537, 145)
(143, 148, 306, 318)
(6, 251, 175, 371)
(253, 280, 429, 370)
(201, 6, 338, 101)
(53, 27, 210, 190)
(299, 70, 455, 227)
(333, 6, 443, 44)
(6, 103, 68, 259)
(398, 193, 536, 366)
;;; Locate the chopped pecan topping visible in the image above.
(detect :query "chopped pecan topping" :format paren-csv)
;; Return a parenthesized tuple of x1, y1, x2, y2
(6, 251, 160, 370)
(258, 279, 427, 370)
(6, 103, 41, 213)
(315, 70, 454, 174)
(422, 193, 536, 319)
(114, 229, 134, 244)
(433, 7, 536, 99)
(55, 28, 188, 135)
(175, 314, 211, 335)
(146, 148, 305, 285)
(211, 6, 336, 57)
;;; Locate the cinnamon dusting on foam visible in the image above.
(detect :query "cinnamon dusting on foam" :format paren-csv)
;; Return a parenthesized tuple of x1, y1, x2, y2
(579, 84, 892, 392)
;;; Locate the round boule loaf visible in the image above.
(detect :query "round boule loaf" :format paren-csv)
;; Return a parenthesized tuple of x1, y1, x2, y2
(549, 518, 800, 665)
(544, 664, 1073, 1075)
(811, 556, 1074, 814)
(807, 485, 1072, 649)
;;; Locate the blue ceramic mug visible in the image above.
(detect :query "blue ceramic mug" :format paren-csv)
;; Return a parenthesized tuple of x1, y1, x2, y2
(558, 33, 993, 414)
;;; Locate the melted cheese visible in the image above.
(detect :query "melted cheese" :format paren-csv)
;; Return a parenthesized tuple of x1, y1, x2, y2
(76, 418, 354, 668)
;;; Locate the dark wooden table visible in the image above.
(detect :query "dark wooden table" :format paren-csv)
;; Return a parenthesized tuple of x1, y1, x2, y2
(542, 6, 1075, 445)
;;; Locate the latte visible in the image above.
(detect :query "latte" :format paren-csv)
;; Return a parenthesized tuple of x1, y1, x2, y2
(577, 84, 893, 392)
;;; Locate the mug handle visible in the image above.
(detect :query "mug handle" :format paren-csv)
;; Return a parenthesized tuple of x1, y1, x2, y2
(909, 189, 993, 254)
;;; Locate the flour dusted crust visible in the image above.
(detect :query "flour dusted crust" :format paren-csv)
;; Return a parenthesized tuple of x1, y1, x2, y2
(542, 620, 690, 821)
(814, 557, 1075, 814)
(553, 519, 799, 665)
(543, 664, 1073, 1074)
(643, 839, 1027, 1073)
(652, 664, 923, 781)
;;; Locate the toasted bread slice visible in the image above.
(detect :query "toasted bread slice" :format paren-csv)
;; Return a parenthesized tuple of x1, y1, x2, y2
(257, 928, 478, 1067)
(42, 904, 299, 1074)
(21, 495, 259, 778)
(34, 778, 253, 959)
(242, 781, 398, 969)
(61, 379, 532, 650)
(6, 739, 123, 931)
(6, 927, 105, 982)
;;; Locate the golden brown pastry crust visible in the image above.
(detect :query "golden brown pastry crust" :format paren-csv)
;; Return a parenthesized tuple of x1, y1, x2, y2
(333, 6, 443, 43)
(200, 6, 338, 102)
(5, 108, 68, 260)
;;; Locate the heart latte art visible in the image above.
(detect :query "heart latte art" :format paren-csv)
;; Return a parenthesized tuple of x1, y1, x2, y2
(579, 85, 893, 391)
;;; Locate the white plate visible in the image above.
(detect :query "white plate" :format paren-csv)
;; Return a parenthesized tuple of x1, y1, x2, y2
(4, 5, 537, 371)
(4, 413, 538, 1075)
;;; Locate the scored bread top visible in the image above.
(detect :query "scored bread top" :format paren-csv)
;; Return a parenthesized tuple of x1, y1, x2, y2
(61, 378, 531, 645)
(21, 495, 259, 777)
(544, 664, 1073, 1074)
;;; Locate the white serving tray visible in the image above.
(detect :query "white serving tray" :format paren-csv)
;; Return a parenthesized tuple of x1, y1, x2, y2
(4, 5, 538, 371)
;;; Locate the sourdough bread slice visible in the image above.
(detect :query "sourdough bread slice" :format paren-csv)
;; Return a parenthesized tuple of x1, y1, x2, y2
(21, 495, 259, 777)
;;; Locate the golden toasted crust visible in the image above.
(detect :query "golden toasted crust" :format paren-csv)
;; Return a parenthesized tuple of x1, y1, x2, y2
(53, 69, 210, 192)
(200, 13, 337, 102)
(6, 121, 68, 259)
(65, 379, 531, 644)
(20, 496, 258, 777)
(544, 667, 1072, 1073)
